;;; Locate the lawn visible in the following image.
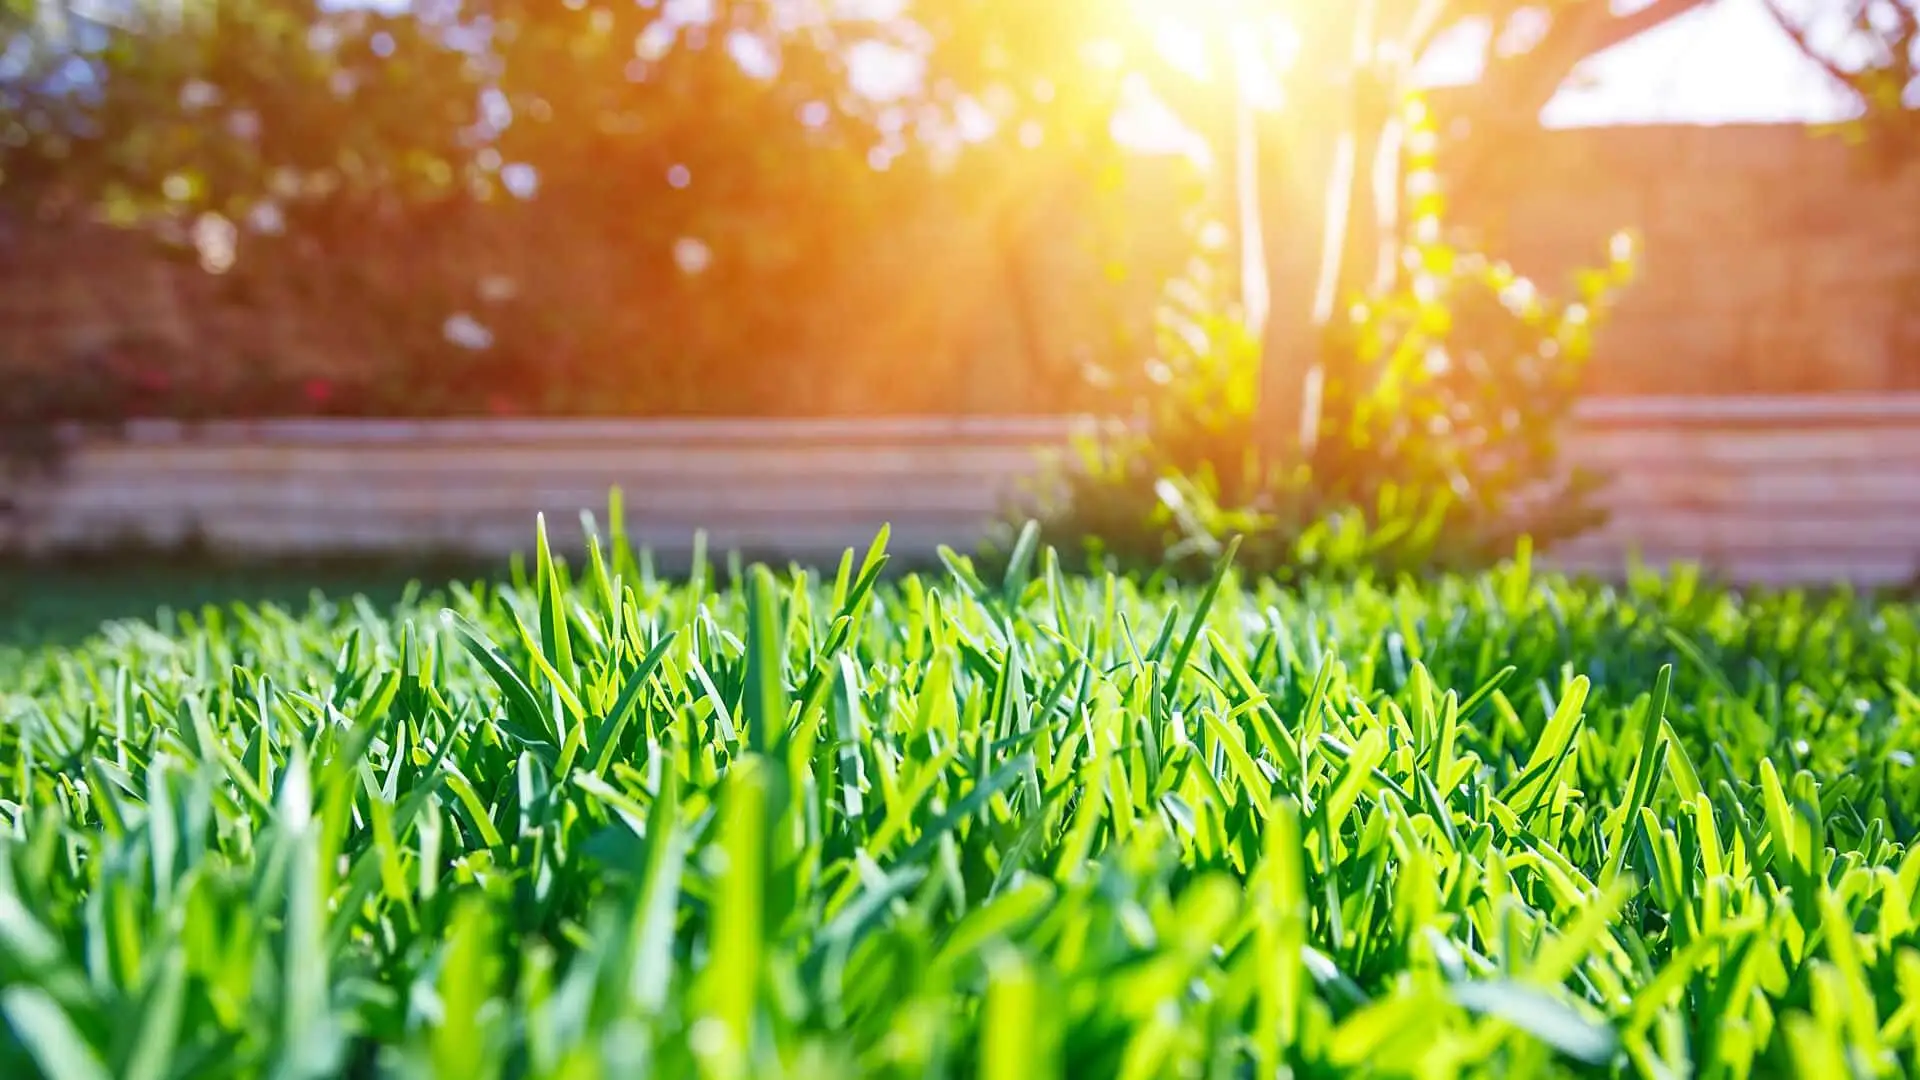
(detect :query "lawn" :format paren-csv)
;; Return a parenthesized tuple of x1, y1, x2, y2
(1, 516, 1916, 1079)
(0, 552, 503, 650)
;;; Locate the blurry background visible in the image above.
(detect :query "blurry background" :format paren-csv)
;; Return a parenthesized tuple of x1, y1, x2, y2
(4, 0, 1920, 630)
(3, 0, 1912, 419)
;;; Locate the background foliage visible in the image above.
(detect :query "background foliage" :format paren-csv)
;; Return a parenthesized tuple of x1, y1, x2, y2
(1, 0, 1186, 420)
(0, 0, 1727, 424)
(1021, 99, 1636, 578)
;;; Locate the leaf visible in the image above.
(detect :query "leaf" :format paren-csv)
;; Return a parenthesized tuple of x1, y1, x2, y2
(743, 566, 789, 757)
(628, 764, 686, 1014)
(1451, 980, 1619, 1065)
(431, 900, 501, 1080)
(981, 949, 1049, 1080)
(0, 986, 111, 1080)
(445, 611, 557, 750)
(699, 759, 768, 1068)
(1165, 535, 1240, 701)
(534, 513, 578, 690)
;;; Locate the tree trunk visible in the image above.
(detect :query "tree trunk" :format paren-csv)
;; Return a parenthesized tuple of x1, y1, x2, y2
(1243, 0, 1717, 465)
(1250, 1, 1391, 462)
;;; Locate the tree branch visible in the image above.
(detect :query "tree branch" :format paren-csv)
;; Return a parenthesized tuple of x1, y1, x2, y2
(1761, 0, 1920, 165)
(1436, 0, 1714, 202)
(1487, 0, 1715, 121)
(1583, 0, 1715, 56)
(1759, 0, 1863, 93)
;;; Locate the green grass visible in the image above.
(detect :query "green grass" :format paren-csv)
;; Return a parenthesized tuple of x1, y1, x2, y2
(0, 551, 502, 649)
(1, 514, 1918, 1079)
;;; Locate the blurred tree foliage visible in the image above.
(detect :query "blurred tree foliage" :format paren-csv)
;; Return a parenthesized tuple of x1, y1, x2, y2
(1763, 0, 1920, 166)
(0, 0, 1196, 419)
(1, 0, 481, 214)
(880, 0, 1718, 454)
(5, 0, 1870, 428)
(1020, 97, 1636, 580)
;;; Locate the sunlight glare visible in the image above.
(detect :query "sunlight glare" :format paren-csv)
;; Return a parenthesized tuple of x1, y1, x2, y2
(1125, 0, 1295, 102)
(1104, 0, 1304, 165)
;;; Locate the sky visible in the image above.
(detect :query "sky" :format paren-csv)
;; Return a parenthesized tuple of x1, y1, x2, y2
(1532, 0, 1858, 127)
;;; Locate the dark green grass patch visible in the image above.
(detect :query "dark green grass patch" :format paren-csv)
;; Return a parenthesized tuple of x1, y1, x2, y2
(0, 518, 1916, 1079)
(0, 550, 502, 649)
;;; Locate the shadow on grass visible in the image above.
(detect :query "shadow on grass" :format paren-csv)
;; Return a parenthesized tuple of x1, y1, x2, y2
(0, 528, 978, 651)
(0, 548, 508, 650)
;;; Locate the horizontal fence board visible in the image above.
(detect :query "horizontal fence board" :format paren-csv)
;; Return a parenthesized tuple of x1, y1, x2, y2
(93, 415, 1096, 448)
(1605, 468, 1920, 510)
(23, 509, 989, 544)
(24, 512, 991, 553)
(9, 395, 1920, 586)
(54, 444, 1053, 481)
(27, 516, 968, 562)
(1543, 552, 1920, 589)
(1572, 394, 1920, 428)
(1568, 511, 1920, 552)
(35, 460, 1919, 523)
(55, 446, 985, 471)
(63, 428, 1920, 481)
(65, 395, 1920, 445)
(35, 486, 1915, 540)
(1568, 429, 1920, 469)
(1549, 541, 1920, 572)
(37, 477, 1020, 520)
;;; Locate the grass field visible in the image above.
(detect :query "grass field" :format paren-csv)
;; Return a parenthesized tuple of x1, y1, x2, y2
(0, 553, 502, 649)
(2, 515, 1917, 1079)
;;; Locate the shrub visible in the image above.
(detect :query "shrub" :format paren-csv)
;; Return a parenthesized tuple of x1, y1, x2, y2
(1025, 101, 1635, 580)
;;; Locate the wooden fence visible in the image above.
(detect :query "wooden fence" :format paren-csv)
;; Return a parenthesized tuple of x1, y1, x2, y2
(4, 396, 1919, 587)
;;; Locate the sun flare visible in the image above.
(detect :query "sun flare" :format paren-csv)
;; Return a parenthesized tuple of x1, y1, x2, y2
(1124, 0, 1297, 90)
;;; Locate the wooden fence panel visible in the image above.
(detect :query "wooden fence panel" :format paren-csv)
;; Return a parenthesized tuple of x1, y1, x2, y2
(5, 397, 1919, 586)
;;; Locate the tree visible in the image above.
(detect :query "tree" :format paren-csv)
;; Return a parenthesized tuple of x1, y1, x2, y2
(1239, 2, 1715, 456)
(1, 1, 484, 219)
(881, 0, 1716, 448)
(1761, 0, 1920, 162)
(1, 0, 938, 417)
(2, 0, 1755, 424)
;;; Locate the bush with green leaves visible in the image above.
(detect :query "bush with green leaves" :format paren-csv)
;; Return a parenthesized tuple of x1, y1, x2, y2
(1, 509, 1919, 1078)
(1026, 99, 1635, 581)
